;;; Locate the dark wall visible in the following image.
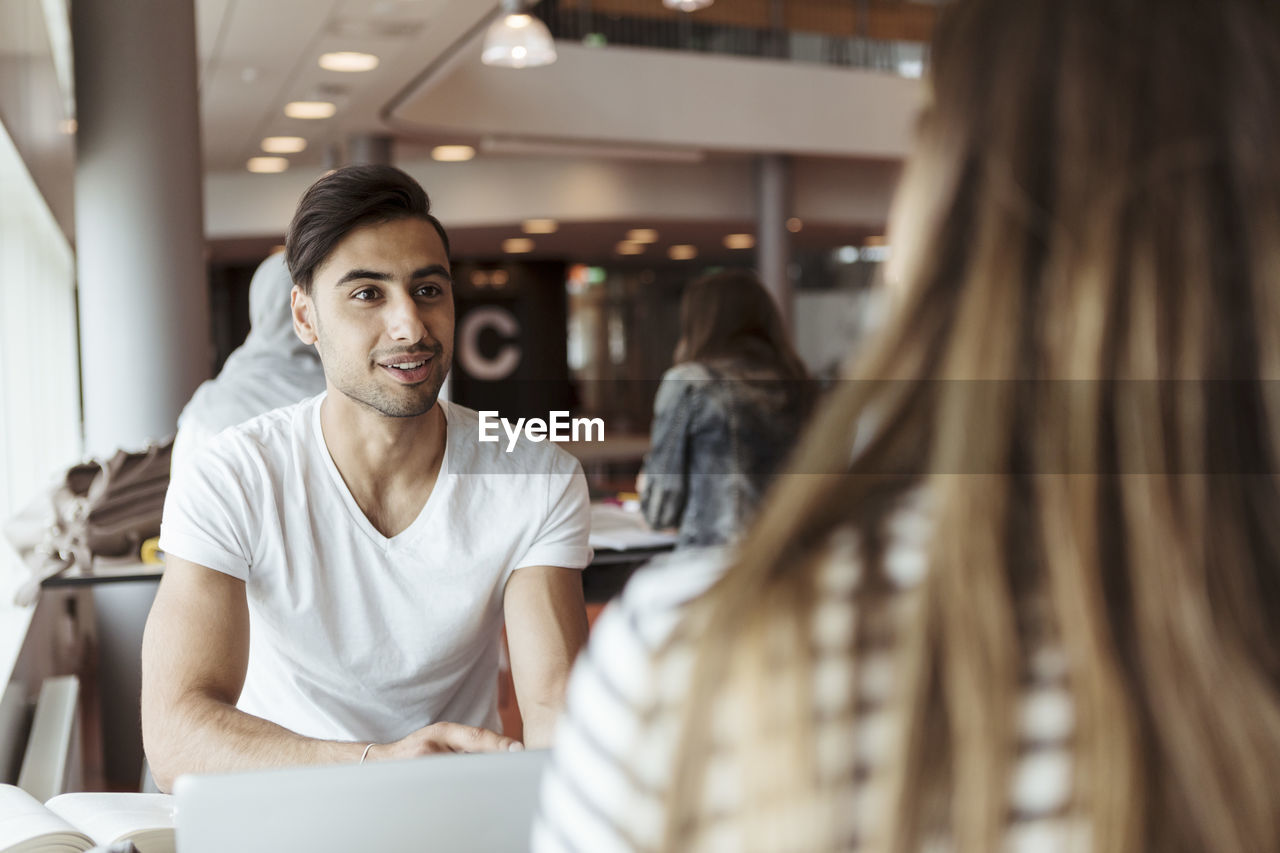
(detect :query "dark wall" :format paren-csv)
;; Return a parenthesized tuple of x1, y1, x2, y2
(206, 261, 256, 376)
(449, 260, 572, 420)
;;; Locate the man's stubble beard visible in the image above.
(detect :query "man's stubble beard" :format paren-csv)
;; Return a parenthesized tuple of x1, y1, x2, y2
(315, 333, 452, 419)
(345, 348, 450, 418)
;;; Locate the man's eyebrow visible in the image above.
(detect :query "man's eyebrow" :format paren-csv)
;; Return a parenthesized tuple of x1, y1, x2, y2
(412, 265, 452, 282)
(335, 268, 391, 286)
(334, 265, 452, 286)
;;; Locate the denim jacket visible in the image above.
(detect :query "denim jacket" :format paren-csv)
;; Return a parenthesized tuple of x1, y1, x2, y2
(639, 358, 809, 548)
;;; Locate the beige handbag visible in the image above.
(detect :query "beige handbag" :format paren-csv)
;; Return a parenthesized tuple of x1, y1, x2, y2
(5, 440, 172, 605)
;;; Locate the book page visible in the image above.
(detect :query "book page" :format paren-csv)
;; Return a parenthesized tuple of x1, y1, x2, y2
(589, 504, 678, 550)
(44, 793, 174, 853)
(0, 784, 91, 852)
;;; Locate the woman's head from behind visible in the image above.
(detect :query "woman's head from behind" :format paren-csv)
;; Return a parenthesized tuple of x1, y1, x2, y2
(674, 269, 807, 380)
(887, 0, 1280, 389)
(663, 2, 1280, 853)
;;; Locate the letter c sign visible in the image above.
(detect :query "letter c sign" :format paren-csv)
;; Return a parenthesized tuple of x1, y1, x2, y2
(457, 306, 522, 381)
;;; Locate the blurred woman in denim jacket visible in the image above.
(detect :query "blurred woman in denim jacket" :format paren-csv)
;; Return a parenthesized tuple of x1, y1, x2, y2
(639, 270, 812, 547)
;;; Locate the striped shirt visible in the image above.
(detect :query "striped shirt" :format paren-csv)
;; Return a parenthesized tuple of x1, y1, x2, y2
(533, 506, 1082, 852)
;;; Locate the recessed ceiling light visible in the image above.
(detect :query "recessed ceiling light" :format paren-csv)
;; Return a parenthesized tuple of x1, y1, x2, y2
(471, 269, 512, 287)
(668, 244, 697, 260)
(626, 228, 659, 243)
(319, 51, 380, 72)
(786, 217, 803, 233)
(432, 145, 476, 162)
(723, 233, 755, 250)
(261, 136, 307, 154)
(58, 118, 77, 135)
(522, 219, 558, 234)
(284, 101, 336, 119)
(503, 238, 534, 254)
(616, 241, 646, 255)
(247, 156, 289, 173)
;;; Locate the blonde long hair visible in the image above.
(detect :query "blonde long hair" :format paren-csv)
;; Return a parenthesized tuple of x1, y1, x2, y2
(659, 1, 1280, 851)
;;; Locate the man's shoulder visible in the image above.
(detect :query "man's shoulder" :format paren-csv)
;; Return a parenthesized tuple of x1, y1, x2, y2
(223, 396, 314, 445)
(192, 395, 318, 475)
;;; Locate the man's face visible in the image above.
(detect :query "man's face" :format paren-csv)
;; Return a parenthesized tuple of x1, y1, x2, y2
(291, 217, 454, 418)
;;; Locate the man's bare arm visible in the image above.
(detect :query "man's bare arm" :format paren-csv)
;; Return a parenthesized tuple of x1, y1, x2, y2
(503, 565, 589, 748)
(141, 557, 518, 792)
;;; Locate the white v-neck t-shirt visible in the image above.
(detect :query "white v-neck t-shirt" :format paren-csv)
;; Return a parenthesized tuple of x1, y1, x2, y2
(159, 394, 593, 742)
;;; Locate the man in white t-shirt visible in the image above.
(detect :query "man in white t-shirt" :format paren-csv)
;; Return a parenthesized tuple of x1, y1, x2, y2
(140, 165, 592, 793)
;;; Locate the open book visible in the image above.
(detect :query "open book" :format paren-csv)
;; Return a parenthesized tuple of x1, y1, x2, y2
(0, 786, 173, 853)
(588, 503, 678, 551)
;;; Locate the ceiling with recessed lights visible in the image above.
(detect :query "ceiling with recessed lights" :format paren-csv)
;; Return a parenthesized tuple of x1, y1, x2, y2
(196, 0, 925, 259)
(197, 0, 498, 171)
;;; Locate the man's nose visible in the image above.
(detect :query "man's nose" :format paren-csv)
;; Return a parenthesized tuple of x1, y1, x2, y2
(385, 291, 428, 342)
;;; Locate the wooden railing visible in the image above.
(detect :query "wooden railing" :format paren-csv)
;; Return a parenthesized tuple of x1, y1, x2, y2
(535, 0, 935, 75)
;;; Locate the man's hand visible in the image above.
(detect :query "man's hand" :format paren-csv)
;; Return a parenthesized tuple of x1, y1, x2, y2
(144, 558, 379, 790)
(366, 722, 522, 761)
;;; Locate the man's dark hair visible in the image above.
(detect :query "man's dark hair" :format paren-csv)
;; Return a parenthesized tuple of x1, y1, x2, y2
(285, 165, 451, 294)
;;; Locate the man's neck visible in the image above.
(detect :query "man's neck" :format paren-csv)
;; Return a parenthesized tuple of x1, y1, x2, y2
(318, 391, 447, 506)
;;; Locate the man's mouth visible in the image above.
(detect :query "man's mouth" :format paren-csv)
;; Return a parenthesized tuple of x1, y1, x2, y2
(377, 352, 435, 383)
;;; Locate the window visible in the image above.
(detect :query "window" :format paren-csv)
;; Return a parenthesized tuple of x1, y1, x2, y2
(0, 117, 81, 579)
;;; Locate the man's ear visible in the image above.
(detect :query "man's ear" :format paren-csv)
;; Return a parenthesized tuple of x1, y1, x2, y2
(291, 285, 318, 345)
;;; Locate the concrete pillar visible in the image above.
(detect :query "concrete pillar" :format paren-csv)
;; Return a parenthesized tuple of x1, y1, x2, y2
(72, 0, 209, 454)
(71, 0, 208, 789)
(348, 133, 394, 166)
(756, 154, 793, 330)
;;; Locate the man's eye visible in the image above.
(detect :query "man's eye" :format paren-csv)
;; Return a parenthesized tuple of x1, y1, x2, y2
(353, 288, 379, 301)
(416, 284, 444, 298)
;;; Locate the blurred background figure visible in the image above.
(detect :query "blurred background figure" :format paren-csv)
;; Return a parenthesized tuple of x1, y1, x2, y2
(171, 252, 325, 472)
(537, 0, 1280, 851)
(638, 270, 811, 548)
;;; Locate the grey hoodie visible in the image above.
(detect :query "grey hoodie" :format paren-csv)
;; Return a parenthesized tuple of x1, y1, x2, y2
(173, 252, 326, 470)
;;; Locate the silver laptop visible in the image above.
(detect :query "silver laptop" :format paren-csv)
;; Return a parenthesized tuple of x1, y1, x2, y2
(174, 749, 549, 853)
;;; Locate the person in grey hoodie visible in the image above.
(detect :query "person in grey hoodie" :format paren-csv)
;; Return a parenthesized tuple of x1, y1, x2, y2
(172, 252, 326, 472)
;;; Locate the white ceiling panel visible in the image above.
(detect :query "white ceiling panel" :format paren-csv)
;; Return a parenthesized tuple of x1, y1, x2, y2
(199, 0, 341, 168)
(0, 0, 52, 55)
(196, 0, 497, 170)
(195, 0, 231, 62)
